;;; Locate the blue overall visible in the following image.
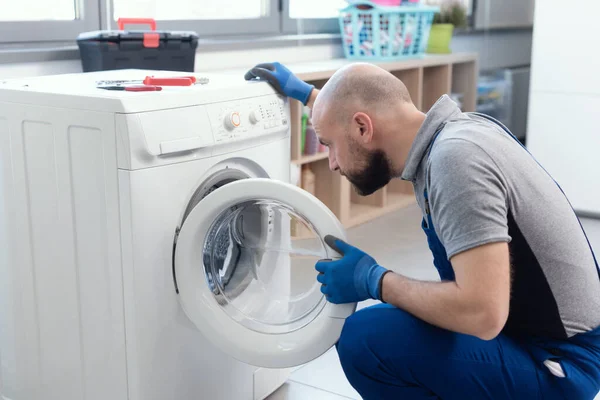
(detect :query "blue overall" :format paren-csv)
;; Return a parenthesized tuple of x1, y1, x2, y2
(336, 114, 600, 399)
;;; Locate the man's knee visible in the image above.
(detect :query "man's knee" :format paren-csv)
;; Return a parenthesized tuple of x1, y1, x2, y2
(337, 304, 447, 371)
(337, 304, 415, 372)
(336, 308, 370, 371)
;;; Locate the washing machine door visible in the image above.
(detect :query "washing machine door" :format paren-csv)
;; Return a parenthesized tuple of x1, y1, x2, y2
(174, 178, 356, 368)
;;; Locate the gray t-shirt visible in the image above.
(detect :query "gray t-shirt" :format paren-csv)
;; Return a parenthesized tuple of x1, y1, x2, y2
(400, 95, 600, 339)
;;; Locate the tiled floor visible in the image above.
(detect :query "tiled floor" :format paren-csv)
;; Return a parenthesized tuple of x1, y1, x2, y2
(267, 203, 600, 399)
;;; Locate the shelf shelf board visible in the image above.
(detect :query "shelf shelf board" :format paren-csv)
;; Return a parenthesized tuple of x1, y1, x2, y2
(291, 232, 319, 241)
(348, 202, 381, 227)
(292, 152, 329, 165)
(386, 191, 417, 210)
(347, 192, 416, 228)
(291, 227, 319, 241)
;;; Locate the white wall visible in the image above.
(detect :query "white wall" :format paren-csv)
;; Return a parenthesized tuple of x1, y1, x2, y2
(0, 59, 82, 79)
(526, 0, 600, 215)
(0, 44, 344, 79)
(195, 43, 344, 71)
(0, 30, 532, 79)
(452, 30, 532, 71)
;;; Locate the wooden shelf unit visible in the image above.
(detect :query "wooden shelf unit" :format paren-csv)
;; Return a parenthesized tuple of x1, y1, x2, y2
(287, 53, 478, 229)
(423, 64, 452, 111)
(288, 53, 478, 227)
(292, 152, 329, 165)
(223, 53, 479, 229)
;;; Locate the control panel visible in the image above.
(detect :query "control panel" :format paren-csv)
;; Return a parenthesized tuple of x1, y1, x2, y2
(205, 94, 289, 145)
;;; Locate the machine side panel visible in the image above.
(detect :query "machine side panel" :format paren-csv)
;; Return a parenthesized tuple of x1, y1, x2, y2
(0, 115, 20, 398)
(0, 103, 128, 400)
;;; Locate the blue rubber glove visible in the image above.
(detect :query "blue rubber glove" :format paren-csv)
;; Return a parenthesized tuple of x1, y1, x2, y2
(244, 62, 314, 105)
(316, 235, 390, 304)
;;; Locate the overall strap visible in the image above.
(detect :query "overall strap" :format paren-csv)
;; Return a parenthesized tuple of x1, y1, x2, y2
(423, 123, 447, 212)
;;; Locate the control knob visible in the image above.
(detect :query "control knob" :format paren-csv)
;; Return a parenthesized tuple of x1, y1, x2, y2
(249, 109, 262, 125)
(224, 111, 241, 130)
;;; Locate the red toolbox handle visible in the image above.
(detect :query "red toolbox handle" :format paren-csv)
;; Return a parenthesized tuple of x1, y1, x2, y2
(117, 18, 157, 31)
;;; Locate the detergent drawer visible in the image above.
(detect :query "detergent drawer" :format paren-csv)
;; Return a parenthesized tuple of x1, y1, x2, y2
(116, 105, 216, 170)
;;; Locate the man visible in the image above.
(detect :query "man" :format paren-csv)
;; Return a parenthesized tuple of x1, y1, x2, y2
(245, 62, 600, 399)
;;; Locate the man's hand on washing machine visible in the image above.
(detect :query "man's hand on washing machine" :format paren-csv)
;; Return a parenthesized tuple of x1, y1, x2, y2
(244, 62, 314, 106)
(315, 235, 390, 304)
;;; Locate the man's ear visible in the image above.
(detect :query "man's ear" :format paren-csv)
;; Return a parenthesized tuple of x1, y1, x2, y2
(353, 112, 374, 144)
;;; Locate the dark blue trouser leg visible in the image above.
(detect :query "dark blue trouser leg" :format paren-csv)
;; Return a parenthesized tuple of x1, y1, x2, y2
(336, 304, 545, 400)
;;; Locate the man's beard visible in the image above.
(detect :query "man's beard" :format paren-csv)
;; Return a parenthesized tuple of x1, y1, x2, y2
(344, 149, 394, 196)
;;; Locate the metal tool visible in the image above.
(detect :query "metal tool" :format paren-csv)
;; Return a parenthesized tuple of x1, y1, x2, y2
(98, 85, 163, 92)
(96, 75, 209, 87)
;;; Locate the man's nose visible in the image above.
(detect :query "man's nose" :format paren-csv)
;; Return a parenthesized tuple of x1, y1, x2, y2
(329, 152, 339, 172)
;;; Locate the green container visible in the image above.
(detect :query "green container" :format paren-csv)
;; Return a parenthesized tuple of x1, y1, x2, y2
(427, 23, 454, 54)
(301, 113, 308, 154)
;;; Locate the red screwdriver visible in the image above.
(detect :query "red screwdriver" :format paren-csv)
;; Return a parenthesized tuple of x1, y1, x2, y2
(143, 76, 195, 86)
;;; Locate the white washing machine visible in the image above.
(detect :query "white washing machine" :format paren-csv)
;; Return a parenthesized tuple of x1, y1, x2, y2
(0, 70, 356, 400)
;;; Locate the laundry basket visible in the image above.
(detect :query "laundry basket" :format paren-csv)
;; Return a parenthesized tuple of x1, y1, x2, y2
(339, 1, 438, 60)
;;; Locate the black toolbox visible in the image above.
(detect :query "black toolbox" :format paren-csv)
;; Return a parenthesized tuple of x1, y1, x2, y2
(77, 18, 199, 73)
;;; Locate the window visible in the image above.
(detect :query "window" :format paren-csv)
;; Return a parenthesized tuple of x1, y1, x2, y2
(283, 0, 347, 34)
(423, 0, 473, 15)
(110, 0, 279, 36)
(288, 0, 347, 19)
(0, 0, 386, 45)
(113, 0, 267, 21)
(0, 0, 99, 42)
(1, 0, 76, 21)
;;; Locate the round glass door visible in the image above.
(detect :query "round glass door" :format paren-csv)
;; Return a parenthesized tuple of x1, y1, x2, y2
(174, 178, 355, 368)
(203, 199, 328, 334)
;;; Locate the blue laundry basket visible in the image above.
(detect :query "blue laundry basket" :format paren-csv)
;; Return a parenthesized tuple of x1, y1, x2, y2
(339, 1, 438, 61)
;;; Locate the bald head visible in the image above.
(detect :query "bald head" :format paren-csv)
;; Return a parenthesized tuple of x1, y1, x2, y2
(313, 63, 413, 122)
(309, 62, 426, 196)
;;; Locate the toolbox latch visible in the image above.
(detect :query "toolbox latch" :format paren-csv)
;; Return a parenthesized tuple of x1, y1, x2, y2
(143, 33, 160, 48)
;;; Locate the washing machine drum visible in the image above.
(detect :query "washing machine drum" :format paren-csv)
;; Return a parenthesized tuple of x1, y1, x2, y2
(201, 198, 328, 333)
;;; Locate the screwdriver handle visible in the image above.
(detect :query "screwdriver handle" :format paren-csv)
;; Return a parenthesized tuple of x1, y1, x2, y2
(143, 76, 194, 86)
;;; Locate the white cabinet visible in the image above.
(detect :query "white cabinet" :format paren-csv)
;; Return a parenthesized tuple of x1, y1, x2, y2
(527, 0, 600, 215)
(527, 92, 600, 214)
(529, 0, 600, 95)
